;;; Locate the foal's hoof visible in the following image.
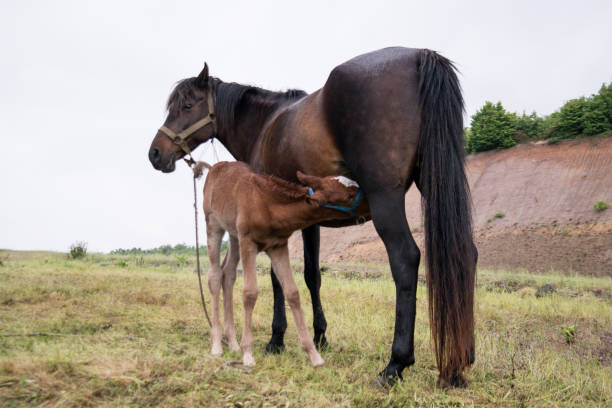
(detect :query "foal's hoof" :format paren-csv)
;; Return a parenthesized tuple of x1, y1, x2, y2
(228, 341, 241, 353)
(309, 351, 325, 367)
(211, 344, 223, 356)
(437, 371, 468, 388)
(243, 354, 256, 367)
(264, 342, 285, 354)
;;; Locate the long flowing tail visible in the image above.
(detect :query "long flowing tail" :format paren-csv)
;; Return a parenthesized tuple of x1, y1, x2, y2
(417, 49, 476, 381)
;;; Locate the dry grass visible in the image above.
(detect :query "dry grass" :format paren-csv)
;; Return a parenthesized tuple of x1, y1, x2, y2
(0, 249, 610, 407)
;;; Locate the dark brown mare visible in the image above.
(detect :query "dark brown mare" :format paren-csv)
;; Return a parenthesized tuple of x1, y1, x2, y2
(148, 47, 477, 387)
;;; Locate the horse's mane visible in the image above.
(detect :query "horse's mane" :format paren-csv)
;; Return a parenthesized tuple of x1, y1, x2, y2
(251, 173, 309, 203)
(166, 77, 307, 129)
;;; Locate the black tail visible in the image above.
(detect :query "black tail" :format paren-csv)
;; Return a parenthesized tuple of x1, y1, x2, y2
(417, 49, 476, 381)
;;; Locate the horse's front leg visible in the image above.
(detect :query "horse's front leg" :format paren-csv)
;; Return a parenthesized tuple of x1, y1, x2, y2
(302, 224, 327, 349)
(264, 268, 288, 354)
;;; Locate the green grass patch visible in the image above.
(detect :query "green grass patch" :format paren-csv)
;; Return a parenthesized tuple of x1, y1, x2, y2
(0, 250, 610, 406)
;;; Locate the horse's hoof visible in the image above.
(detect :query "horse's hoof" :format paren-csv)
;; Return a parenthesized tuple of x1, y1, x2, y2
(374, 368, 402, 388)
(314, 334, 329, 351)
(437, 371, 468, 388)
(211, 345, 223, 356)
(264, 342, 285, 354)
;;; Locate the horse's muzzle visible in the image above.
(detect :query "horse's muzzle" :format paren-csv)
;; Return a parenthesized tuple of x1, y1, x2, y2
(149, 147, 176, 173)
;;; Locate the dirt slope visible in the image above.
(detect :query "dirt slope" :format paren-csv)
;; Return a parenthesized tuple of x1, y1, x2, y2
(289, 137, 612, 276)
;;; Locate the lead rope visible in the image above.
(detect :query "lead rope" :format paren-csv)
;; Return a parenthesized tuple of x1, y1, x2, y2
(188, 156, 212, 328)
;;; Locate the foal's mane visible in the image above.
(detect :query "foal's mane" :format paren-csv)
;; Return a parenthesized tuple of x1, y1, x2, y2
(166, 77, 307, 130)
(251, 174, 309, 203)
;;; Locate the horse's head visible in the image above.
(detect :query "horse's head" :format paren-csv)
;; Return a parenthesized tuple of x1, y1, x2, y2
(149, 64, 216, 173)
(297, 172, 360, 207)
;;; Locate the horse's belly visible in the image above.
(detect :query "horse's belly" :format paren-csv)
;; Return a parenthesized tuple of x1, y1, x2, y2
(262, 91, 347, 181)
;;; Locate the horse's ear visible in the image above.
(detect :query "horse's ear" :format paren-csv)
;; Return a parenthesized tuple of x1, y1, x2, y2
(196, 63, 209, 88)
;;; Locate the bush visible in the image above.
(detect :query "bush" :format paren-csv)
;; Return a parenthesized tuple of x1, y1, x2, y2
(468, 101, 517, 152)
(494, 212, 506, 219)
(561, 325, 576, 344)
(594, 201, 609, 212)
(69, 241, 88, 259)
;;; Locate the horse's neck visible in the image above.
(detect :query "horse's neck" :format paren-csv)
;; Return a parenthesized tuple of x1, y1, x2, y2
(216, 99, 285, 167)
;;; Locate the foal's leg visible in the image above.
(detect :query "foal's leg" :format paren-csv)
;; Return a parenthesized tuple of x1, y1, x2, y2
(267, 245, 324, 367)
(266, 225, 327, 353)
(206, 225, 225, 356)
(221, 235, 240, 352)
(238, 238, 259, 366)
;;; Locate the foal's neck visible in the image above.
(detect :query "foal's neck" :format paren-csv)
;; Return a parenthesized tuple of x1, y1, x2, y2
(277, 200, 342, 232)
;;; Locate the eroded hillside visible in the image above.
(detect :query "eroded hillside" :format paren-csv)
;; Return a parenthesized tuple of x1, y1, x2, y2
(289, 137, 612, 275)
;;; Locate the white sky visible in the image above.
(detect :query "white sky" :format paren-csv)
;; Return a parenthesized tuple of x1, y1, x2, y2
(1, 0, 611, 253)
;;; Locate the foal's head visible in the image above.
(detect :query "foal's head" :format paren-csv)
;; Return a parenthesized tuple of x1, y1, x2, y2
(297, 172, 360, 206)
(149, 64, 216, 173)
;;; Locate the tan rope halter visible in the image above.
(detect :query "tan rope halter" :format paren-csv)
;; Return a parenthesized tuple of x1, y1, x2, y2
(158, 81, 217, 166)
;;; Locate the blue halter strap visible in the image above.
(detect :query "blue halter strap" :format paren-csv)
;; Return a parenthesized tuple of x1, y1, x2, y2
(308, 187, 363, 218)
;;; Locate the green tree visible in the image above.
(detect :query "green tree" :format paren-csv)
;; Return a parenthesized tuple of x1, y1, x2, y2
(553, 83, 612, 139)
(514, 111, 545, 139)
(556, 97, 587, 138)
(468, 101, 517, 152)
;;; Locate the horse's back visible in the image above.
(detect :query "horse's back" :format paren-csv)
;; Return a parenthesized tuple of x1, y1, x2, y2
(333, 47, 421, 74)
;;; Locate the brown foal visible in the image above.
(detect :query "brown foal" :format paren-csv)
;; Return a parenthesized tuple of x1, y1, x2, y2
(199, 161, 367, 367)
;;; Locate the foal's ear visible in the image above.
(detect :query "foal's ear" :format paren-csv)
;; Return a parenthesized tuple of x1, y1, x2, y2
(296, 171, 321, 188)
(196, 63, 209, 88)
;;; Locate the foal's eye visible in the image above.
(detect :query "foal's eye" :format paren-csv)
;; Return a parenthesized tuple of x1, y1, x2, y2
(183, 103, 193, 111)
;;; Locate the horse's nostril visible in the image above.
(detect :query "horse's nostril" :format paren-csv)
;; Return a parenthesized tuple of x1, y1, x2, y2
(149, 147, 161, 164)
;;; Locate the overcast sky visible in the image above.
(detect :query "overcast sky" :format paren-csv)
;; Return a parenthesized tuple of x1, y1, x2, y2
(1, 0, 611, 253)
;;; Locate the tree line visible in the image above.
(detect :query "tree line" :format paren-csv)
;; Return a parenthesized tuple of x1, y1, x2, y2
(465, 82, 612, 153)
(110, 242, 227, 256)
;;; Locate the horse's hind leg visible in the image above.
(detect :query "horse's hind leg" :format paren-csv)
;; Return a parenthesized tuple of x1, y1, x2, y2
(206, 224, 224, 356)
(267, 245, 324, 367)
(221, 235, 240, 352)
(367, 191, 421, 384)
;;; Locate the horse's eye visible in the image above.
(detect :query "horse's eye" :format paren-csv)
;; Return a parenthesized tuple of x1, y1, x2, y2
(184, 104, 193, 110)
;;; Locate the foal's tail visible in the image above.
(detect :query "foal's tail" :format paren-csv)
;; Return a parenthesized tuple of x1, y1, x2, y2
(193, 161, 213, 179)
(416, 49, 476, 381)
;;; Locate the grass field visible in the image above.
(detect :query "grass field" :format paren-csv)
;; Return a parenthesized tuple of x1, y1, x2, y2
(0, 250, 610, 407)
